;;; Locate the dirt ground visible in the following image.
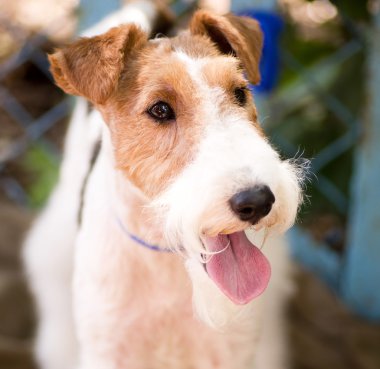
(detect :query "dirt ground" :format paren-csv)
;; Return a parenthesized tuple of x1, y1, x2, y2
(0, 202, 35, 369)
(0, 201, 379, 369)
(288, 267, 380, 369)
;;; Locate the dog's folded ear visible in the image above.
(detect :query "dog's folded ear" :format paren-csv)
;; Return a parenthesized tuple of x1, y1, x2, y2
(190, 10, 263, 85)
(48, 24, 147, 104)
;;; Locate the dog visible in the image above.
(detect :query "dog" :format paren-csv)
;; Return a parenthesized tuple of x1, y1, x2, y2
(23, 2, 305, 369)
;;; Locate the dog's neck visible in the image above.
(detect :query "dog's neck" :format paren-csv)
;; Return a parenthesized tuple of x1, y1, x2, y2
(101, 127, 166, 249)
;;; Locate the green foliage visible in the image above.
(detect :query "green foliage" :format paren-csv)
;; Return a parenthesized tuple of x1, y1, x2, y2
(21, 143, 59, 208)
(330, 0, 370, 22)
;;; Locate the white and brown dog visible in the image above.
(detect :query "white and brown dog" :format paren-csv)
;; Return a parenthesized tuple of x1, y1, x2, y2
(23, 2, 305, 369)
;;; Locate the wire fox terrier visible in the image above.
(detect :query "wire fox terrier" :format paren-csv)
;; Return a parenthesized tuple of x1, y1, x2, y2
(23, 2, 305, 369)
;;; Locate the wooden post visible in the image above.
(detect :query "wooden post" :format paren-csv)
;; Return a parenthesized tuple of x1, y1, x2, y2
(342, 8, 380, 320)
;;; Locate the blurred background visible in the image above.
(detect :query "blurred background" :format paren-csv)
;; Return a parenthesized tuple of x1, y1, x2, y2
(0, 0, 379, 368)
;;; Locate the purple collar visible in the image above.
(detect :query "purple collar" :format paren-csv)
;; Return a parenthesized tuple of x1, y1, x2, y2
(114, 215, 172, 253)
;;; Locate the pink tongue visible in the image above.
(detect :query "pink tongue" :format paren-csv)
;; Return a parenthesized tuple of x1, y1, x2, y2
(204, 231, 271, 305)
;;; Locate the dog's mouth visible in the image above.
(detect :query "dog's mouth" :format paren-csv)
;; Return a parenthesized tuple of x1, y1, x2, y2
(201, 231, 271, 305)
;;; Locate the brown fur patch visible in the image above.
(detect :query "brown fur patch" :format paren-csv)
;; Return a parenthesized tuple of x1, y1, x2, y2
(103, 35, 264, 198)
(200, 57, 262, 132)
(48, 17, 265, 199)
(48, 24, 147, 104)
(190, 10, 263, 85)
(170, 32, 221, 59)
(105, 40, 203, 198)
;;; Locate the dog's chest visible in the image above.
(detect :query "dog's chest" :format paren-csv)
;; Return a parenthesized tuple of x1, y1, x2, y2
(75, 234, 255, 368)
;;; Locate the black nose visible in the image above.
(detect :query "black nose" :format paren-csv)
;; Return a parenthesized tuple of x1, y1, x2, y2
(229, 185, 275, 224)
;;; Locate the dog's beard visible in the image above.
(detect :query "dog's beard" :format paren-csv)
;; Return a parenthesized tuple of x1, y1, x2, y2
(148, 120, 305, 327)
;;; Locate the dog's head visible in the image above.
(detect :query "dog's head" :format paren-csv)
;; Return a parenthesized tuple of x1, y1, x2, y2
(49, 10, 305, 322)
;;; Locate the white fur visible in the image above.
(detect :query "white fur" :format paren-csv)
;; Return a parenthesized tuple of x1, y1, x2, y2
(148, 51, 301, 341)
(153, 52, 301, 255)
(23, 2, 159, 369)
(23, 7, 303, 369)
(70, 127, 291, 369)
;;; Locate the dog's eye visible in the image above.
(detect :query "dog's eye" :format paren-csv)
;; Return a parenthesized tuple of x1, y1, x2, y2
(148, 101, 175, 122)
(234, 87, 247, 106)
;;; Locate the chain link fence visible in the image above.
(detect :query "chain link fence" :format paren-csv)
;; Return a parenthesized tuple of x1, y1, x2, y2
(0, 1, 77, 207)
(0, 0, 373, 293)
